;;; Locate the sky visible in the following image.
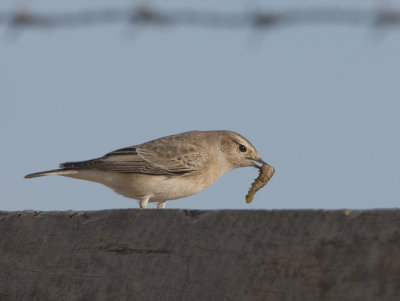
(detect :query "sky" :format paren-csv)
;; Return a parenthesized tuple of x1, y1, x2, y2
(1, 0, 399, 211)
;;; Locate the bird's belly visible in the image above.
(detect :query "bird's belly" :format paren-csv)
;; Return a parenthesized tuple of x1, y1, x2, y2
(119, 173, 221, 202)
(66, 170, 220, 202)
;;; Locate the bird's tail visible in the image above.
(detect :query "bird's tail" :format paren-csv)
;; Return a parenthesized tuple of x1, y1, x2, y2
(24, 169, 77, 179)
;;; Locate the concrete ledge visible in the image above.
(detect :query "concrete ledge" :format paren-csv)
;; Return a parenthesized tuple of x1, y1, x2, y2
(0, 209, 399, 301)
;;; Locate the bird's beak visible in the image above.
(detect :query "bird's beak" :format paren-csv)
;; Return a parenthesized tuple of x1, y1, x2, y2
(250, 158, 268, 169)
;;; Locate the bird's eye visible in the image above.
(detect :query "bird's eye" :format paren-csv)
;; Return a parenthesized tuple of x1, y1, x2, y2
(238, 144, 247, 152)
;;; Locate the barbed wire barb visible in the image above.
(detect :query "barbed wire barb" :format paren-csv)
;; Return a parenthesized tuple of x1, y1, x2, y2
(0, 5, 399, 32)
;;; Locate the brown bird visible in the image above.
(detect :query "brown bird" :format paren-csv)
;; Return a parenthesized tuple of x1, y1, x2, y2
(25, 130, 268, 208)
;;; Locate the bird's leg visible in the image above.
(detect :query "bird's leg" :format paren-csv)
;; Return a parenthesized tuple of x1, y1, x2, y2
(139, 196, 150, 209)
(157, 201, 166, 209)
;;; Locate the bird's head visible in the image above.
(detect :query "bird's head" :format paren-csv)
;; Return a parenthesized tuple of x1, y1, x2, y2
(219, 131, 266, 171)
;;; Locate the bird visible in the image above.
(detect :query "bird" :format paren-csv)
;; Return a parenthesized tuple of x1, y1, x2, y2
(25, 130, 268, 209)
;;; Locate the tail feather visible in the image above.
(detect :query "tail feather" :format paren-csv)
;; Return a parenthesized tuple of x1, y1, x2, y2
(24, 169, 77, 179)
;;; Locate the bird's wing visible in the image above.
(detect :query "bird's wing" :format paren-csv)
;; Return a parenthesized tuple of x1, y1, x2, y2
(134, 141, 208, 175)
(60, 142, 208, 176)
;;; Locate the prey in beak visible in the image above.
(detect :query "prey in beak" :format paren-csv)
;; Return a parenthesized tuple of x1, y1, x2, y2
(246, 160, 275, 204)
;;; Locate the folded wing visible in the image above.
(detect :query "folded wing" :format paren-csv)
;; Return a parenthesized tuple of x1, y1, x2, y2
(60, 142, 208, 176)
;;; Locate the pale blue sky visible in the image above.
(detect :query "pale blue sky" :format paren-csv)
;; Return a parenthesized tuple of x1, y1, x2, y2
(1, 0, 399, 210)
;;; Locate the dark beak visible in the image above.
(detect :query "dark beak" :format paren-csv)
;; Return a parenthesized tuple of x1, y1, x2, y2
(259, 159, 267, 165)
(250, 158, 268, 169)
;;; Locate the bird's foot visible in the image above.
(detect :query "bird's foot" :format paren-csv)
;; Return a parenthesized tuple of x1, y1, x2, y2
(69, 211, 88, 218)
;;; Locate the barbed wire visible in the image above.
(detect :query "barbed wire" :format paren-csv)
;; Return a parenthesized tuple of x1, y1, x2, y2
(0, 5, 399, 31)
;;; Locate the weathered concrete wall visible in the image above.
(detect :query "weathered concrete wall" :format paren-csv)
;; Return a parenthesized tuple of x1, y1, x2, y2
(0, 209, 399, 301)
